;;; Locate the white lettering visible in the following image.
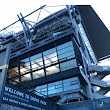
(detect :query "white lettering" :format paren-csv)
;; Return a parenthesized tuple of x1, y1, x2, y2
(30, 96, 39, 103)
(4, 86, 24, 97)
(40, 100, 47, 105)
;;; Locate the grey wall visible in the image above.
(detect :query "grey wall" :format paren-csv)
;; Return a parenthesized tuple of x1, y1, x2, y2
(1, 103, 27, 110)
(61, 97, 110, 110)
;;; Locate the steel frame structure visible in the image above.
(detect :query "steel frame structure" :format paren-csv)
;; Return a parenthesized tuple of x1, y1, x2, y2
(0, 5, 110, 105)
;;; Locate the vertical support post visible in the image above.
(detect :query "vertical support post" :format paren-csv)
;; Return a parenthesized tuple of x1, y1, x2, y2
(0, 44, 12, 106)
(17, 14, 29, 47)
(18, 13, 34, 47)
(66, 5, 93, 99)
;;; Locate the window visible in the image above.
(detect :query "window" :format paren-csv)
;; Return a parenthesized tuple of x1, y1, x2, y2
(8, 67, 19, 78)
(30, 53, 43, 71)
(57, 41, 73, 50)
(21, 73, 31, 82)
(48, 81, 63, 95)
(63, 77, 79, 91)
(35, 77, 80, 96)
(32, 69, 45, 79)
(57, 41, 75, 62)
(48, 88, 63, 95)
(46, 64, 60, 75)
(20, 58, 30, 74)
(60, 59, 77, 71)
(9, 77, 20, 85)
(43, 48, 58, 67)
(35, 84, 47, 96)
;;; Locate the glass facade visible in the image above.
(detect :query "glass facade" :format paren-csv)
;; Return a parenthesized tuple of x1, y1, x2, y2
(35, 77, 80, 96)
(20, 58, 30, 74)
(30, 53, 43, 70)
(33, 69, 44, 79)
(8, 40, 77, 84)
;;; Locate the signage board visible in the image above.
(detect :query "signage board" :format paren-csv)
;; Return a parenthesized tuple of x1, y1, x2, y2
(2, 84, 59, 110)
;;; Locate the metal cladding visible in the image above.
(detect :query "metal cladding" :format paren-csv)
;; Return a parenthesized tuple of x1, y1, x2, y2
(77, 5, 110, 60)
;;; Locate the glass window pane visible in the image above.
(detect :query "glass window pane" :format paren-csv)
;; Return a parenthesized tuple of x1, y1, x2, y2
(30, 53, 42, 61)
(58, 51, 75, 61)
(44, 52, 57, 60)
(44, 56, 58, 66)
(57, 46, 74, 55)
(56, 84, 62, 88)
(48, 88, 63, 95)
(33, 69, 45, 79)
(20, 58, 30, 66)
(20, 58, 30, 74)
(31, 60, 43, 70)
(35, 84, 47, 96)
(57, 41, 75, 62)
(41, 91, 47, 95)
(21, 73, 31, 82)
(43, 48, 56, 56)
(60, 59, 77, 71)
(43, 49, 58, 67)
(48, 82, 56, 87)
(36, 84, 47, 90)
(9, 77, 19, 85)
(20, 65, 30, 74)
(8, 67, 19, 78)
(57, 41, 73, 50)
(48, 86, 55, 90)
(63, 77, 78, 83)
(31, 53, 43, 70)
(46, 64, 60, 75)
(64, 85, 79, 91)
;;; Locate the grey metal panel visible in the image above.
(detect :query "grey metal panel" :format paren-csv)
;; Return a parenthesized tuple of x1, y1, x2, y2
(61, 97, 110, 110)
(61, 100, 92, 110)
(10, 28, 73, 59)
(77, 5, 110, 60)
(0, 44, 12, 104)
(94, 98, 110, 110)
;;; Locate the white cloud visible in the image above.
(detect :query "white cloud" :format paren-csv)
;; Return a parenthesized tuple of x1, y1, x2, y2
(0, 0, 109, 32)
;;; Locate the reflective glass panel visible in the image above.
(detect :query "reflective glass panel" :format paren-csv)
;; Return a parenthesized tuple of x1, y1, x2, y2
(48, 88, 63, 95)
(8, 67, 19, 78)
(35, 84, 47, 96)
(21, 73, 31, 82)
(20, 58, 30, 74)
(57, 41, 75, 62)
(30, 53, 43, 70)
(43, 48, 56, 56)
(9, 77, 19, 85)
(33, 69, 45, 79)
(46, 64, 60, 75)
(60, 59, 77, 71)
(57, 41, 73, 50)
(43, 48, 58, 67)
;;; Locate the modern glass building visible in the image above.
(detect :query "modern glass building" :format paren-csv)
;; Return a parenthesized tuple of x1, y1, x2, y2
(0, 5, 110, 110)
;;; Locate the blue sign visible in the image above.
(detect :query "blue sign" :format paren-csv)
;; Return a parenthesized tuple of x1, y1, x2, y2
(2, 84, 58, 110)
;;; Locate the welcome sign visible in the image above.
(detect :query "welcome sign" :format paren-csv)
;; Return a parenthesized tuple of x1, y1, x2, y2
(2, 84, 59, 110)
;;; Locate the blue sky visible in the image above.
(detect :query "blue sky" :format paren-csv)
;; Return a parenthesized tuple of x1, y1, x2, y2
(0, 0, 109, 33)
